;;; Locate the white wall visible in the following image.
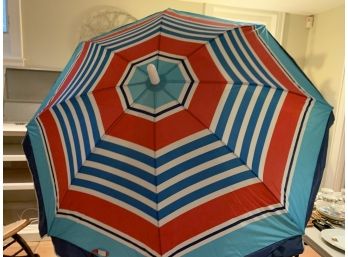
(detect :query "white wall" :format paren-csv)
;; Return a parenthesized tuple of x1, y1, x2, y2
(282, 14, 309, 68)
(303, 5, 345, 190)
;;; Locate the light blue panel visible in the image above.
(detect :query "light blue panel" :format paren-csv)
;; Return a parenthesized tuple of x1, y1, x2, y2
(127, 83, 148, 102)
(154, 90, 175, 108)
(128, 68, 148, 85)
(256, 26, 330, 105)
(164, 83, 185, 101)
(136, 89, 155, 109)
(184, 213, 301, 257)
(157, 60, 177, 75)
(26, 120, 57, 228)
(287, 102, 332, 230)
(162, 64, 185, 83)
(50, 217, 147, 257)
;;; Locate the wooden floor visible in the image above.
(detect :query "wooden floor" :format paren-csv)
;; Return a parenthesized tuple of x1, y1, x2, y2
(4, 239, 321, 257)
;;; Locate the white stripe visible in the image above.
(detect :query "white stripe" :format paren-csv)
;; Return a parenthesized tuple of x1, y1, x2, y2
(93, 147, 154, 174)
(163, 14, 228, 32)
(158, 153, 238, 192)
(206, 44, 231, 82)
(83, 160, 156, 192)
(68, 185, 157, 225)
(102, 135, 155, 158)
(222, 32, 263, 85)
(55, 105, 78, 174)
(104, 29, 161, 53)
(162, 19, 223, 35)
(160, 32, 206, 45)
(221, 85, 248, 144)
(164, 204, 285, 257)
(246, 89, 276, 167)
(210, 84, 232, 132)
(234, 86, 262, 157)
(98, 17, 162, 45)
(74, 173, 156, 209)
(88, 94, 105, 136)
(165, 9, 234, 29)
(159, 177, 258, 226)
(56, 210, 160, 257)
(231, 30, 282, 89)
(156, 129, 211, 156)
(66, 101, 86, 163)
(161, 24, 218, 39)
(59, 45, 106, 101)
(158, 164, 248, 210)
(214, 36, 248, 83)
(258, 92, 287, 180)
(156, 141, 224, 175)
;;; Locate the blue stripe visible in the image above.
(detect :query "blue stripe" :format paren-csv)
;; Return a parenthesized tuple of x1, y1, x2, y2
(158, 146, 233, 184)
(252, 89, 283, 173)
(210, 40, 241, 82)
(218, 35, 254, 82)
(69, 97, 91, 158)
(97, 140, 155, 167)
(162, 15, 227, 32)
(51, 106, 75, 178)
(78, 166, 157, 202)
(59, 44, 101, 101)
(240, 87, 271, 161)
(106, 26, 161, 51)
(158, 158, 245, 202)
(87, 153, 156, 185)
(161, 27, 214, 42)
(226, 30, 267, 85)
(99, 17, 161, 45)
(60, 102, 83, 169)
(227, 86, 256, 150)
(79, 95, 101, 144)
(74, 178, 157, 219)
(162, 21, 222, 37)
(215, 86, 240, 139)
(156, 134, 217, 167)
(78, 49, 113, 94)
(234, 28, 283, 89)
(256, 26, 329, 103)
(158, 170, 254, 219)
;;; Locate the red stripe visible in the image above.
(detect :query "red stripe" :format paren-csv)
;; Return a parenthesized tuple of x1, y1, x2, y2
(93, 89, 124, 131)
(59, 190, 161, 254)
(117, 36, 159, 61)
(93, 55, 129, 91)
(242, 27, 304, 95)
(188, 46, 227, 82)
(165, 9, 236, 28)
(188, 82, 227, 127)
(45, 42, 91, 110)
(38, 110, 69, 201)
(156, 110, 205, 150)
(160, 182, 278, 254)
(106, 114, 155, 150)
(160, 36, 203, 56)
(263, 93, 306, 200)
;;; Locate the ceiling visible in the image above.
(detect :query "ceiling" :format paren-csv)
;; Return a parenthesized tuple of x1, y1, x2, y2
(182, 0, 345, 15)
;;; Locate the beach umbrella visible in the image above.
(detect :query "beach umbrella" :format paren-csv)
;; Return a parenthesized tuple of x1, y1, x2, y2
(23, 9, 333, 257)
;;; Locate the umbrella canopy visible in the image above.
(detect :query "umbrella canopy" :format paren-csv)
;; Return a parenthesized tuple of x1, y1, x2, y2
(23, 9, 333, 257)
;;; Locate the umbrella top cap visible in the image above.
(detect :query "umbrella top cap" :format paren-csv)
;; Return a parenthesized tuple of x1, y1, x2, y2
(147, 64, 160, 86)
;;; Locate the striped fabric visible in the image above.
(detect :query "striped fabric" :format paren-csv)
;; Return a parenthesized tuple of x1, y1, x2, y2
(25, 9, 332, 257)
